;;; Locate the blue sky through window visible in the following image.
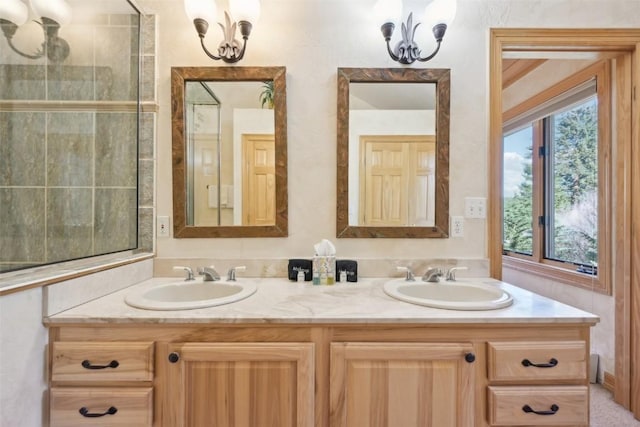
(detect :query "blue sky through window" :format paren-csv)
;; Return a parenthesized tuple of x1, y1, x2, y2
(503, 126, 532, 198)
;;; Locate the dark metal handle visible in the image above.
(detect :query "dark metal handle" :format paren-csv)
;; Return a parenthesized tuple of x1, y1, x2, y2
(79, 406, 118, 417)
(464, 353, 476, 363)
(521, 357, 558, 368)
(81, 360, 119, 370)
(522, 404, 559, 415)
(168, 352, 180, 363)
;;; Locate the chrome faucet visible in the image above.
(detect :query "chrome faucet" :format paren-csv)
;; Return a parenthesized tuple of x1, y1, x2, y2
(422, 267, 443, 283)
(198, 266, 221, 282)
(173, 266, 195, 281)
(227, 266, 246, 281)
(445, 266, 468, 281)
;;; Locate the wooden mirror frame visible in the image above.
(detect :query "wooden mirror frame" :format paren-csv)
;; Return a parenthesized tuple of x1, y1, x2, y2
(171, 66, 288, 237)
(336, 67, 450, 238)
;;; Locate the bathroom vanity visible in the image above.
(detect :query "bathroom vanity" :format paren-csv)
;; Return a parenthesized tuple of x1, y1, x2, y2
(45, 278, 598, 426)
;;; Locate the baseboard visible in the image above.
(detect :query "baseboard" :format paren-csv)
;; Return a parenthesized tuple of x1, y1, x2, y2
(603, 371, 615, 392)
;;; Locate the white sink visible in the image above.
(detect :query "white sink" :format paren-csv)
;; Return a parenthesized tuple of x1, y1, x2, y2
(383, 279, 513, 311)
(125, 279, 257, 311)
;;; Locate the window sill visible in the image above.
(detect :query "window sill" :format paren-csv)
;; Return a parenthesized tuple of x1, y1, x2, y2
(502, 255, 609, 295)
(0, 251, 154, 297)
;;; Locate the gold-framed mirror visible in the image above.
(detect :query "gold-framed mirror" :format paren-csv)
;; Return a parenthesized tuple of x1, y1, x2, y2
(171, 66, 287, 237)
(336, 67, 450, 238)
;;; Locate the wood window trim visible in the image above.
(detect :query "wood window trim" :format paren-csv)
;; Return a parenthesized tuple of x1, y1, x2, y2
(502, 61, 611, 295)
(488, 29, 640, 415)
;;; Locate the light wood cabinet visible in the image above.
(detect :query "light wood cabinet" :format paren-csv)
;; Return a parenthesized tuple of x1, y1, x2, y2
(158, 342, 314, 427)
(49, 341, 154, 426)
(486, 340, 589, 426)
(47, 323, 592, 427)
(330, 342, 475, 427)
(50, 387, 153, 426)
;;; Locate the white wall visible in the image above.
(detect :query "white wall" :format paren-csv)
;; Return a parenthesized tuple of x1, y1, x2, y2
(0, 288, 48, 427)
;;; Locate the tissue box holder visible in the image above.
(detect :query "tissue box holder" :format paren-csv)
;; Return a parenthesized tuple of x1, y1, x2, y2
(312, 256, 336, 285)
(288, 259, 312, 281)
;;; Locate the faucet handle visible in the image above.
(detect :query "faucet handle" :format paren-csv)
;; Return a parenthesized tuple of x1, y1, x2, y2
(396, 266, 415, 281)
(173, 266, 195, 281)
(227, 266, 246, 281)
(446, 266, 468, 281)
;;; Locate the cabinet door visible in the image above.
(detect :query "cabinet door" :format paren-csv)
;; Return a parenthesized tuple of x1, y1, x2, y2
(160, 342, 314, 427)
(330, 342, 475, 427)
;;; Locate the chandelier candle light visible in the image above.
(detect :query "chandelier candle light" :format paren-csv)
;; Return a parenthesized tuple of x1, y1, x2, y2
(184, 0, 261, 63)
(374, 0, 457, 64)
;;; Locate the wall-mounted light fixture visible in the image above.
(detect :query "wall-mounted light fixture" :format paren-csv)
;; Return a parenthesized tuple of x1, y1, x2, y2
(374, 0, 456, 65)
(184, 0, 260, 63)
(0, 0, 71, 63)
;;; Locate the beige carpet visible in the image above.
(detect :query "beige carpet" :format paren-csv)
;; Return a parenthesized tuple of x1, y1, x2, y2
(591, 384, 640, 426)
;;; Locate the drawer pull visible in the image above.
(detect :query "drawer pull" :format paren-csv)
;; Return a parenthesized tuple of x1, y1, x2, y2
(521, 357, 558, 368)
(81, 360, 119, 370)
(79, 406, 118, 418)
(522, 404, 559, 416)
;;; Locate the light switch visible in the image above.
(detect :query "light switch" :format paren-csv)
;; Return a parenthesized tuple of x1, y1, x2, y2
(464, 197, 486, 219)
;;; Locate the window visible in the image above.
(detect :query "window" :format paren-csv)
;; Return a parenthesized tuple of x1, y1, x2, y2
(501, 63, 610, 292)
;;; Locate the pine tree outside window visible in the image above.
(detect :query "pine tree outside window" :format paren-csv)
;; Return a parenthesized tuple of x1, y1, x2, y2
(501, 62, 611, 293)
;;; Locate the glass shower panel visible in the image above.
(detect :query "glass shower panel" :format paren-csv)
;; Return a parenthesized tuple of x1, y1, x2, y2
(0, 0, 141, 273)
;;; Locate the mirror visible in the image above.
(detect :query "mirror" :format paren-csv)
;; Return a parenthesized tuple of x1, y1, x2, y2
(336, 68, 450, 238)
(171, 67, 287, 237)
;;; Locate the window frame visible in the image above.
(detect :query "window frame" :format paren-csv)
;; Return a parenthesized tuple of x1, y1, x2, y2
(501, 61, 611, 294)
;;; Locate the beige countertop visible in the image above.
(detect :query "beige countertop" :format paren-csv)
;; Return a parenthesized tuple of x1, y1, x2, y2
(44, 277, 599, 325)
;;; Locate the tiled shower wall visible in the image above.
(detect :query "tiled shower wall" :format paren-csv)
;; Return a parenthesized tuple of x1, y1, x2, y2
(0, 13, 156, 272)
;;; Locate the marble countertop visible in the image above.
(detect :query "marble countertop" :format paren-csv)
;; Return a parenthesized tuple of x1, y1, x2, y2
(45, 277, 600, 325)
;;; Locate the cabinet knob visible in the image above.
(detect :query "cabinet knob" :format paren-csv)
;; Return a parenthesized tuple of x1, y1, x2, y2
(464, 352, 476, 363)
(168, 352, 180, 363)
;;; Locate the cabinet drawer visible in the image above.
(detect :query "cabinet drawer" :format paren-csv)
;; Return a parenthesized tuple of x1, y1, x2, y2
(487, 386, 588, 426)
(487, 341, 586, 382)
(50, 387, 152, 426)
(52, 341, 154, 382)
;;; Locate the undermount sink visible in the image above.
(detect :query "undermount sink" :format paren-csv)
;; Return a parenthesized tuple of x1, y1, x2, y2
(383, 279, 513, 311)
(125, 279, 257, 311)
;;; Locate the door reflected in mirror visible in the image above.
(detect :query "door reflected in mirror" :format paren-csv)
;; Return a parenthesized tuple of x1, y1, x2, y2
(185, 81, 275, 227)
(337, 68, 450, 238)
(171, 67, 287, 238)
(349, 82, 436, 227)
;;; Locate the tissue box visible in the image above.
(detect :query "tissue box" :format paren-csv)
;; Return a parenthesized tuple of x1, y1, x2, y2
(312, 256, 336, 285)
(336, 260, 358, 282)
(288, 259, 312, 281)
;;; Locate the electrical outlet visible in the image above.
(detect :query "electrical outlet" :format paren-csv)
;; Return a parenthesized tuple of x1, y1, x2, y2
(464, 197, 486, 219)
(451, 216, 464, 237)
(157, 216, 170, 237)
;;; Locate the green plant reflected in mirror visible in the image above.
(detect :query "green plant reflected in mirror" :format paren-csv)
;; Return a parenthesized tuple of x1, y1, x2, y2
(171, 67, 288, 238)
